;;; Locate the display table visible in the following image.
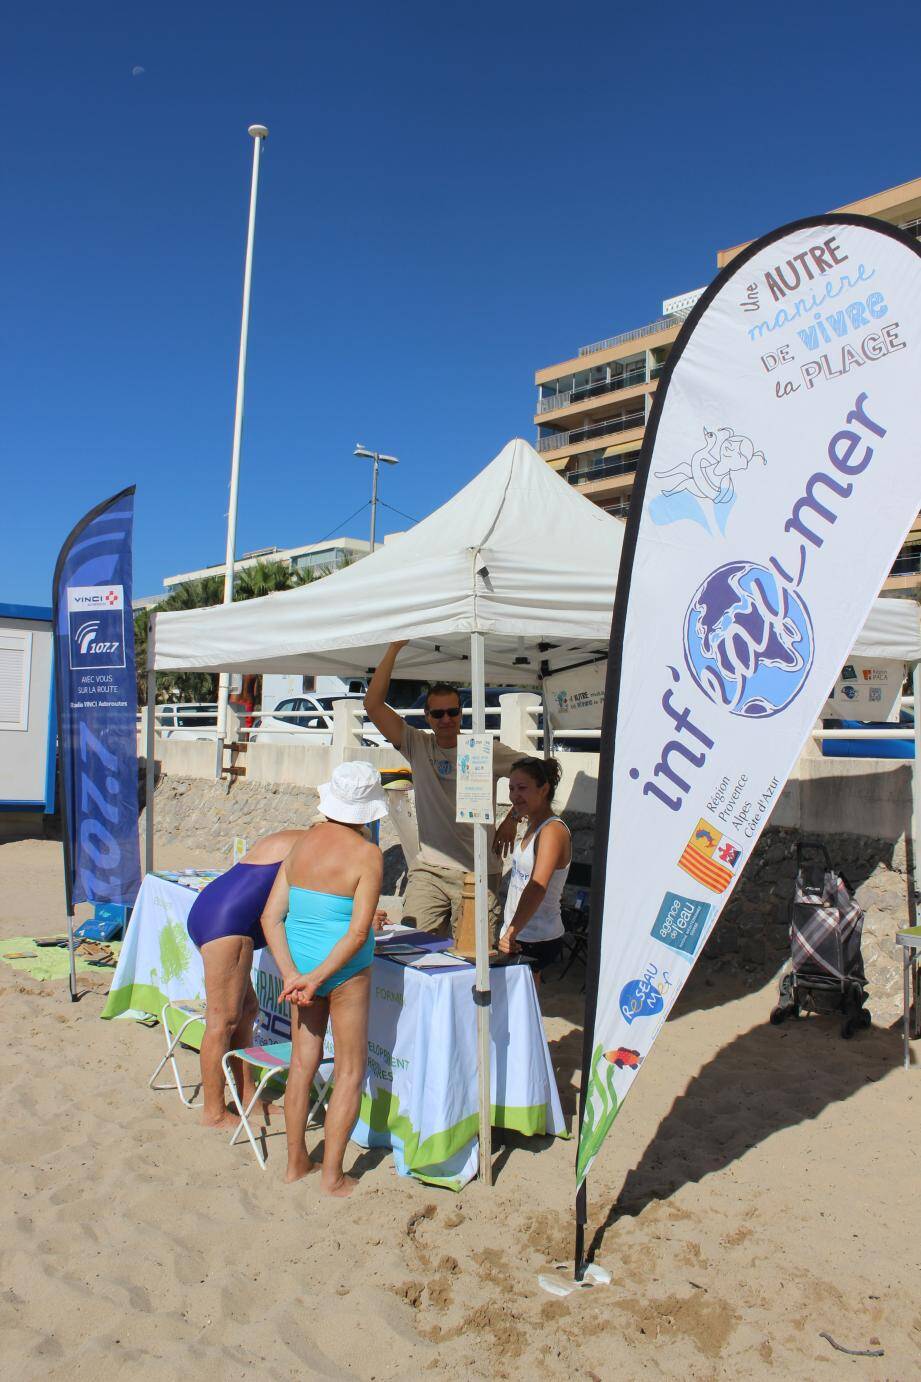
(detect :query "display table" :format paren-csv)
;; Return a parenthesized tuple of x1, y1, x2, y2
(102, 873, 565, 1188)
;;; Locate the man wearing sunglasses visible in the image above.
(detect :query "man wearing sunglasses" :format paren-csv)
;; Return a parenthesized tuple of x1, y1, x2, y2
(364, 641, 520, 941)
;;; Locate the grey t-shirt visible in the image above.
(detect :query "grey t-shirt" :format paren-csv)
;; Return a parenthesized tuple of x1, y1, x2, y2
(400, 724, 520, 875)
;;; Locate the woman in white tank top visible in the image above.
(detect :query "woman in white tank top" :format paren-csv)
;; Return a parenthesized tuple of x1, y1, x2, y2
(498, 757, 571, 981)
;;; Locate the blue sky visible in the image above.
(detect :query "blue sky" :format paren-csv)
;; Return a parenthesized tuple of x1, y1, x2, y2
(6, 0, 921, 604)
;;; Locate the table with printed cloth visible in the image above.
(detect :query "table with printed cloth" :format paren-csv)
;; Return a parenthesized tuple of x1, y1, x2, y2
(102, 873, 566, 1189)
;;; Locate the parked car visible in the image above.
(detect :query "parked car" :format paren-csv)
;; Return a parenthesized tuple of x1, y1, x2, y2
(395, 687, 600, 751)
(247, 695, 336, 744)
(400, 685, 530, 731)
(158, 699, 254, 741)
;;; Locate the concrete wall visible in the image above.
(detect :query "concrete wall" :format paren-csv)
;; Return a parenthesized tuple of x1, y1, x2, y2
(769, 756, 914, 844)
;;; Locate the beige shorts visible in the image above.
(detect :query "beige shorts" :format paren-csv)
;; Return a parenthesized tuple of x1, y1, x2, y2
(401, 861, 503, 945)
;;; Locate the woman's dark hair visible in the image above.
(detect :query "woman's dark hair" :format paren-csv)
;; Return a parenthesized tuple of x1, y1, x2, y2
(510, 756, 563, 803)
(424, 682, 462, 711)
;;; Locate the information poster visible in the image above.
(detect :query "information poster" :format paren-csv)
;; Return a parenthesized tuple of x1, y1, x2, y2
(820, 656, 903, 722)
(455, 734, 494, 823)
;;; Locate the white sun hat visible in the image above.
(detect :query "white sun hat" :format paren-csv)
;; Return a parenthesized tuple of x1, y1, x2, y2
(318, 761, 389, 825)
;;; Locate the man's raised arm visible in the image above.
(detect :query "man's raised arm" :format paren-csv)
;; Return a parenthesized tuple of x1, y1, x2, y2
(363, 641, 409, 750)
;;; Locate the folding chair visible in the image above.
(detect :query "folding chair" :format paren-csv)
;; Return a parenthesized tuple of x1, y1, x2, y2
(559, 861, 592, 980)
(148, 999, 208, 1107)
(222, 1041, 334, 1169)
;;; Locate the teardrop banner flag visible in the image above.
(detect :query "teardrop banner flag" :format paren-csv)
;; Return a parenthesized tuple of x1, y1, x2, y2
(577, 215, 921, 1195)
(52, 485, 141, 992)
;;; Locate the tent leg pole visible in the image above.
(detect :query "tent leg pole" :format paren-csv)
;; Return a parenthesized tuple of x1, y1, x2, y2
(913, 662, 921, 894)
(145, 668, 156, 876)
(471, 631, 492, 1186)
(541, 682, 555, 759)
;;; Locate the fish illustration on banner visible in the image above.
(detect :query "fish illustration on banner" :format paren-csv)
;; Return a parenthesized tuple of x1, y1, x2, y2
(575, 215, 921, 1238)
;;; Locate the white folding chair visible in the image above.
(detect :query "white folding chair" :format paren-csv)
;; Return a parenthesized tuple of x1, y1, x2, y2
(222, 1041, 334, 1169)
(148, 999, 208, 1107)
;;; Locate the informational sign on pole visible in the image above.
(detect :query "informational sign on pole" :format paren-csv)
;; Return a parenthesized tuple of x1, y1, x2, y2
(455, 733, 494, 823)
(576, 215, 921, 1258)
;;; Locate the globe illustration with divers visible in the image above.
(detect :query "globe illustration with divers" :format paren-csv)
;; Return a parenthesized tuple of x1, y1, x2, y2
(683, 561, 814, 718)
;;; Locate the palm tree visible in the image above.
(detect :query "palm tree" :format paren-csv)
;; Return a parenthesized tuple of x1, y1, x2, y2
(164, 575, 225, 611)
(135, 552, 354, 708)
(233, 559, 296, 601)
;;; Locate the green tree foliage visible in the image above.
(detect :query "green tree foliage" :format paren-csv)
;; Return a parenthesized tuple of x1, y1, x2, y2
(232, 559, 297, 601)
(135, 556, 352, 705)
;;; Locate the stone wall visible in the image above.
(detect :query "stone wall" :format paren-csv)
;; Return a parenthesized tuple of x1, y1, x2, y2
(564, 812, 914, 1027)
(144, 776, 916, 1027)
(143, 775, 407, 892)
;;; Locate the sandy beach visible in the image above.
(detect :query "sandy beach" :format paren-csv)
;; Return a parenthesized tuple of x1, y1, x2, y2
(2, 833, 920, 1379)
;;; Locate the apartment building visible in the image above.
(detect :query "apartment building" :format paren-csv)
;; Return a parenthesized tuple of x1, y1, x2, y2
(534, 176, 921, 596)
(161, 536, 370, 593)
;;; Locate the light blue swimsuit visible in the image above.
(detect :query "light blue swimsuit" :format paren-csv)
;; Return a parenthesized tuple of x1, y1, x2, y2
(284, 887, 374, 996)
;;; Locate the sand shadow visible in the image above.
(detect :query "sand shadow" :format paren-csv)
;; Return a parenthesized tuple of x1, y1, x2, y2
(589, 1006, 905, 1260)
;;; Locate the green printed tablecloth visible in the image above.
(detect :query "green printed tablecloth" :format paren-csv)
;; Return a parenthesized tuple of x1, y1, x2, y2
(103, 873, 565, 1188)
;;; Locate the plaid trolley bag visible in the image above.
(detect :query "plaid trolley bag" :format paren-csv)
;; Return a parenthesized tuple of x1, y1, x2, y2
(771, 842, 871, 1040)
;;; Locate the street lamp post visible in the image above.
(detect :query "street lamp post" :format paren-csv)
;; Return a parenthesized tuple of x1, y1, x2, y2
(354, 445, 398, 552)
(214, 123, 268, 779)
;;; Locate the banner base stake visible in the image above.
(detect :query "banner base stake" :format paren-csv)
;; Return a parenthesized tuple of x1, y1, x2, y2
(538, 1262, 612, 1298)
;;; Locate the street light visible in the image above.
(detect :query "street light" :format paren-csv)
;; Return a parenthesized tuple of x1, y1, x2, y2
(354, 445, 399, 552)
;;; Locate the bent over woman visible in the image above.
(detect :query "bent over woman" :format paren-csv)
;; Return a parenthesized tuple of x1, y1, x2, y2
(260, 761, 387, 1197)
(186, 829, 305, 1129)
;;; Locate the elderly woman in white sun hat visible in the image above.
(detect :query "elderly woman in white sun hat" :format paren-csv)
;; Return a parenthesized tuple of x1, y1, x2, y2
(260, 761, 388, 1197)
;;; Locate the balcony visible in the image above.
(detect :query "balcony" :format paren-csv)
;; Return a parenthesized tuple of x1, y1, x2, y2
(891, 545, 921, 577)
(538, 363, 665, 415)
(536, 409, 645, 455)
(567, 452, 641, 486)
(579, 316, 679, 358)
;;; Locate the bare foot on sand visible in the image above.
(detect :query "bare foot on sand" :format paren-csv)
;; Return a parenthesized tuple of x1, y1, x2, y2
(200, 1110, 240, 1132)
(321, 1174, 357, 1198)
(285, 1155, 319, 1184)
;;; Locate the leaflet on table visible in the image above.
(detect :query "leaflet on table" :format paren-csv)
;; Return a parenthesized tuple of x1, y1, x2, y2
(406, 952, 473, 970)
(152, 869, 221, 892)
(455, 733, 494, 823)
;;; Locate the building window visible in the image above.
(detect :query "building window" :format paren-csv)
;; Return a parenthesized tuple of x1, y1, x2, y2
(0, 631, 32, 732)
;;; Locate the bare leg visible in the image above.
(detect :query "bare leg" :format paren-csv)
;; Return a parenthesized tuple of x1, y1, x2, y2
(227, 981, 280, 1114)
(322, 971, 371, 1197)
(199, 935, 254, 1130)
(284, 997, 327, 1183)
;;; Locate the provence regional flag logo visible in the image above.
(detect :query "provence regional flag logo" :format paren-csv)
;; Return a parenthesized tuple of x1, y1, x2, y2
(678, 818, 743, 894)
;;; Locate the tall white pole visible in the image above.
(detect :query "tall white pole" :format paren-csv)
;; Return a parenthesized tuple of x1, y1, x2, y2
(470, 630, 493, 1185)
(145, 614, 157, 874)
(215, 123, 268, 778)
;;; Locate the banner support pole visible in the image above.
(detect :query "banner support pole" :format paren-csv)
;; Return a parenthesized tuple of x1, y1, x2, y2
(145, 654, 156, 876)
(574, 1179, 587, 1280)
(54, 675, 79, 1003)
(470, 630, 493, 1185)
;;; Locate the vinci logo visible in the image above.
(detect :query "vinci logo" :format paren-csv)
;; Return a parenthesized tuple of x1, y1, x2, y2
(67, 585, 126, 670)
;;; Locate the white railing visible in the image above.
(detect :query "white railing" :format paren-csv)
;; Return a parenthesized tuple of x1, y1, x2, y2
(810, 695, 915, 745)
(579, 316, 677, 357)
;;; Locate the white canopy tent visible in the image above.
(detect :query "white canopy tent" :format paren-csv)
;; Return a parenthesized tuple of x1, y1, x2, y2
(148, 437, 627, 1184)
(150, 438, 626, 685)
(145, 436, 921, 1183)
